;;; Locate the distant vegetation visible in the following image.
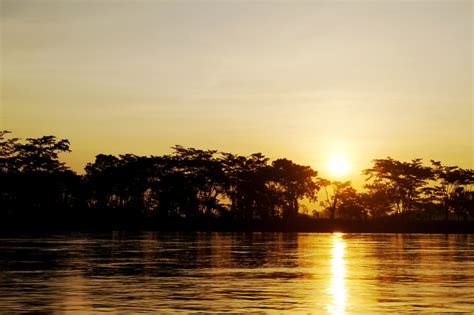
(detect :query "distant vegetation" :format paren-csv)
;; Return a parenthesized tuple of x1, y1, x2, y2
(1, 131, 473, 231)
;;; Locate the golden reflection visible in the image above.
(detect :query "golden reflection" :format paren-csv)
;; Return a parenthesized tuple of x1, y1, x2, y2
(327, 233, 346, 315)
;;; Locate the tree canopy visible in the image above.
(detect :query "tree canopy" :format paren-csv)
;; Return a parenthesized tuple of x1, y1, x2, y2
(1, 131, 473, 229)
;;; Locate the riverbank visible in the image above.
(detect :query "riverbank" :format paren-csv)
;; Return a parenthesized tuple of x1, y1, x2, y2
(1, 217, 473, 234)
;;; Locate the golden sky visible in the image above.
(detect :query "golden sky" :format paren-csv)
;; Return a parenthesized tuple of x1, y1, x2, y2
(1, 0, 472, 183)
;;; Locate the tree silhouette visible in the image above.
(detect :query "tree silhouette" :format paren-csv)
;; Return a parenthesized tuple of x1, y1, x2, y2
(169, 146, 227, 217)
(0, 130, 20, 173)
(270, 159, 319, 220)
(220, 152, 271, 220)
(363, 158, 433, 217)
(430, 160, 473, 220)
(0, 131, 77, 224)
(360, 183, 395, 218)
(1, 131, 473, 230)
(336, 185, 367, 220)
(319, 180, 352, 220)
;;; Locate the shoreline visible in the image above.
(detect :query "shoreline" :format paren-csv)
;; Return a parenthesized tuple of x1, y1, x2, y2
(1, 218, 473, 234)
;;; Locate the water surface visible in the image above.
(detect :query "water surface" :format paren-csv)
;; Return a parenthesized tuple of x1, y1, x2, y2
(1, 232, 473, 313)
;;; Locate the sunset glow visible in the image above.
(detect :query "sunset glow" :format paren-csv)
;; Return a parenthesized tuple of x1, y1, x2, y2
(2, 1, 472, 176)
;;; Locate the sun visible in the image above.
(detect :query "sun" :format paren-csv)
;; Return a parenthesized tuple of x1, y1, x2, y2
(327, 155, 349, 177)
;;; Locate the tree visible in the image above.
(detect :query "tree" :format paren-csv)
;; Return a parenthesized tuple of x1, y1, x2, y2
(169, 146, 227, 217)
(430, 160, 473, 220)
(0, 131, 77, 223)
(270, 159, 319, 220)
(16, 136, 70, 173)
(84, 154, 157, 223)
(336, 185, 367, 220)
(220, 152, 271, 220)
(360, 183, 396, 218)
(1, 131, 71, 173)
(0, 130, 20, 173)
(363, 158, 433, 217)
(319, 179, 351, 220)
(449, 187, 473, 221)
(84, 154, 123, 209)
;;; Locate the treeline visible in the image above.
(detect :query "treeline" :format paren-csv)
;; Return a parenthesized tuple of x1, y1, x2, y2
(0, 131, 473, 230)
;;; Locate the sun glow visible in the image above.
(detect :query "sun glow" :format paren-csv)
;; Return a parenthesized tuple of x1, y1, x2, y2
(327, 155, 349, 177)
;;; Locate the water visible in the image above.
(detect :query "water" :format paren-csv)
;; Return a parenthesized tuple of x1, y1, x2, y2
(0, 232, 473, 313)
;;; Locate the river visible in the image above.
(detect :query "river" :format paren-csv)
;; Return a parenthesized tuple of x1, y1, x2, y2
(1, 232, 473, 313)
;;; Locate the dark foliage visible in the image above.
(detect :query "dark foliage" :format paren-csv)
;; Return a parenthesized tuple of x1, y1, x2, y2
(1, 131, 473, 230)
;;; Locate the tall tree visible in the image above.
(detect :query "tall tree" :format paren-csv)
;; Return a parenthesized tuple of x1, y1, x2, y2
(360, 183, 396, 218)
(270, 159, 319, 220)
(363, 158, 433, 216)
(336, 185, 367, 220)
(170, 146, 227, 217)
(319, 180, 352, 220)
(0, 131, 76, 222)
(220, 152, 271, 220)
(15, 136, 71, 173)
(430, 160, 473, 220)
(0, 130, 20, 173)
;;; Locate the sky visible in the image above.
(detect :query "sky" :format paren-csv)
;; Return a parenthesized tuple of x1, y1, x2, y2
(1, 0, 472, 185)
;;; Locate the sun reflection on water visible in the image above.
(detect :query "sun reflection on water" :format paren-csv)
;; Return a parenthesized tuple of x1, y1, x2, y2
(327, 233, 346, 315)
